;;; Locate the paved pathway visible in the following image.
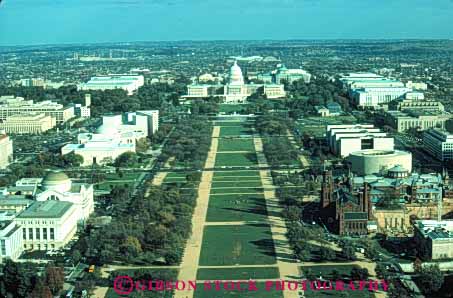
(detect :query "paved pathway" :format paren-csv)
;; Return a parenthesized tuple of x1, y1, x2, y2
(174, 126, 220, 298)
(287, 129, 310, 168)
(253, 137, 301, 298)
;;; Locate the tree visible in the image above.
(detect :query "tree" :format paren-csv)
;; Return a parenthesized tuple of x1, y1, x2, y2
(418, 264, 444, 294)
(320, 247, 336, 261)
(341, 244, 357, 261)
(114, 152, 139, 167)
(72, 249, 82, 265)
(30, 280, 52, 298)
(331, 269, 340, 280)
(364, 244, 379, 260)
(45, 266, 64, 295)
(136, 138, 151, 153)
(351, 268, 369, 280)
(375, 263, 389, 279)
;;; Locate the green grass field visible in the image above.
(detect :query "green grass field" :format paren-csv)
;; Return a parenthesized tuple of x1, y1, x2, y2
(211, 181, 263, 188)
(220, 126, 253, 136)
(215, 152, 258, 167)
(212, 176, 262, 182)
(210, 187, 263, 194)
(194, 282, 284, 298)
(213, 171, 261, 178)
(165, 172, 189, 178)
(199, 224, 276, 266)
(217, 138, 255, 152)
(206, 194, 267, 222)
(196, 267, 279, 280)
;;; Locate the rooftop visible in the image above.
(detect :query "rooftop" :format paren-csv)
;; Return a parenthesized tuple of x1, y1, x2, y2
(17, 201, 73, 219)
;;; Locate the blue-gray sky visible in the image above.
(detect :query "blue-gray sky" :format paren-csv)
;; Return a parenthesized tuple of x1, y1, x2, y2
(0, 0, 452, 45)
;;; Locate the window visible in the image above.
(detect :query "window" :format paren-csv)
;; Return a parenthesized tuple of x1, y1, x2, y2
(0, 240, 5, 256)
(36, 228, 40, 240)
(43, 228, 47, 240)
(50, 228, 55, 240)
(23, 228, 27, 240)
(28, 228, 33, 240)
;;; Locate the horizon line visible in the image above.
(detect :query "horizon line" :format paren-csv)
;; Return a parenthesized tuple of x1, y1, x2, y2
(1, 38, 453, 48)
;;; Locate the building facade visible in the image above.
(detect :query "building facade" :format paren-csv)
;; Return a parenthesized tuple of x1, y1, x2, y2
(383, 110, 451, 132)
(78, 75, 144, 95)
(320, 170, 373, 236)
(62, 111, 157, 166)
(0, 113, 56, 134)
(423, 128, 453, 161)
(0, 96, 74, 124)
(0, 215, 23, 263)
(327, 125, 394, 157)
(0, 133, 13, 169)
(414, 220, 453, 260)
(347, 149, 412, 176)
(15, 200, 78, 251)
(184, 62, 286, 103)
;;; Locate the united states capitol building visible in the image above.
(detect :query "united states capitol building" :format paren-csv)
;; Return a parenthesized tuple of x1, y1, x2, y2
(184, 61, 286, 103)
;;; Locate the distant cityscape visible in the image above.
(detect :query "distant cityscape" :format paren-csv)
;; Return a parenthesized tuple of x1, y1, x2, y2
(0, 39, 453, 298)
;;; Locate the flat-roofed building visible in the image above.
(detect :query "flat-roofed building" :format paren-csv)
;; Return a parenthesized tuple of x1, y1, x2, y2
(62, 111, 157, 166)
(383, 110, 451, 132)
(0, 113, 56, 134)
(352, 87, 412, 107)
(0, 133, 13, 169)
(327, 125, 394, 157)
(15, 200, 78, 251)
(0, 214, 23, 263)
(339, 73, 414, 108)
(414, 220, 453, 260)
(0, 196, 33, 213)
(389, 98, 444, 112)
(78, 75, 144, 95)
(423, 128, 453, 161)
(0, 96, 74, 124)
(263, 84, 286, 99)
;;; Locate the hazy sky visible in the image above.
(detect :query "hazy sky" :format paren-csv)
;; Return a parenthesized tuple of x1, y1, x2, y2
(1, 0, 452, 45)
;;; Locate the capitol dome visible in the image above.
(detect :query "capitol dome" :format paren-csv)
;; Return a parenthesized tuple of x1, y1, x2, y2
(228, 61, 244, 85)
(42, 171, 72, 192)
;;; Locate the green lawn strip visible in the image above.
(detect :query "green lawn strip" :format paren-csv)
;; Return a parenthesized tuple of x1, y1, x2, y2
(194, 282, 284, 298)
(210, 187, 263, 195)
(206, 194, 268, 222)
(213, 171, 261, 177)
(211, 181, 263, 188)
(212, 177, 262, 182)
(196, 267, 279, 280)
(199, 224, 276, 266)
(215, 153, 258, 167)
(96, 181, 135, 191)
(218, 138, 255, 152)
(165, 172, 190, 178)
(220, 126, 253, 136)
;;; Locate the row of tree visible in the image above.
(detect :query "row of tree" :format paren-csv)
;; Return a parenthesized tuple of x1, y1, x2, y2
(74, 117, 212, 265)
(0, 261, 64, 298)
